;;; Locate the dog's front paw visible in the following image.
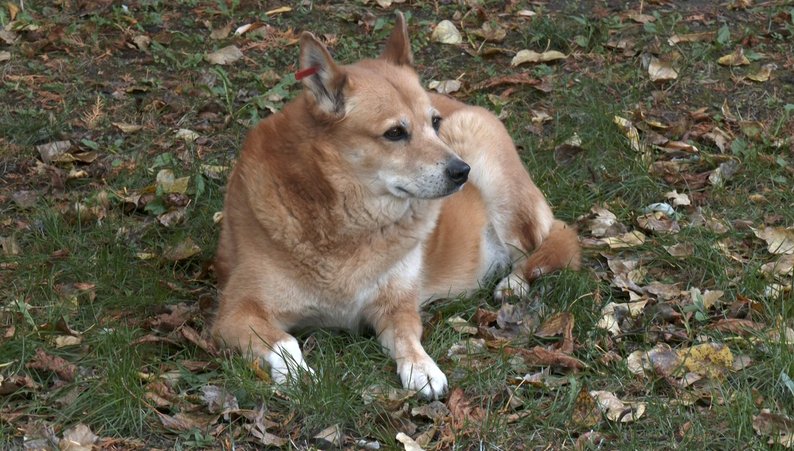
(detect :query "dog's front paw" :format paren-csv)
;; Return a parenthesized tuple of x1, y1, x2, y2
(266, 337, 315, 384)
(398, 356, 448, 400)
(494, 272, 530, 301)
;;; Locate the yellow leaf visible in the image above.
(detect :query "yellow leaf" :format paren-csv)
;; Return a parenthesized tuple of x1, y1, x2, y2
(747, 63, 775, 82)
(667, 31, 715, 45)
(677, 342, 734, 379)
(265, 6, 292, 16)
(7, 2, 19, 20)
(717, 47, 750, 66)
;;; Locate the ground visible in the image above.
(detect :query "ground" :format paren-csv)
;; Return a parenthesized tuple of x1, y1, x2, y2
(1, 0, 793, 449)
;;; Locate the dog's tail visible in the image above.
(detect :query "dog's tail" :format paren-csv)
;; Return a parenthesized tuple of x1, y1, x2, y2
(523, 219, 582, 281)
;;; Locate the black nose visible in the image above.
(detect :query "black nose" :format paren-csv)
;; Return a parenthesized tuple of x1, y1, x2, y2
(445, 159, 470, 185)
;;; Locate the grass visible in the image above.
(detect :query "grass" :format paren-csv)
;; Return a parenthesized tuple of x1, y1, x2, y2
(1, 0, 793, 449)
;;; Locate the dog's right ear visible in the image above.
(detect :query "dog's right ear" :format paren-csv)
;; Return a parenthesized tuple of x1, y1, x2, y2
(299, 32, 347, 117)
(380, 11, 413, 66)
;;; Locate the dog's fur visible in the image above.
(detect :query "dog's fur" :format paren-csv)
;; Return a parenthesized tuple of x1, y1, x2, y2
(211, 14, 581, 399)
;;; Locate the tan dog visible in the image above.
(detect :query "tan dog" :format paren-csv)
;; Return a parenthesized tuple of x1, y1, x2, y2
(212, 13, 581, 399)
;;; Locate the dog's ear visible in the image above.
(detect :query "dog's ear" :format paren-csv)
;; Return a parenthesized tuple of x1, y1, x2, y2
(380, 11, 413, 66)
(299, 32, 347, 117)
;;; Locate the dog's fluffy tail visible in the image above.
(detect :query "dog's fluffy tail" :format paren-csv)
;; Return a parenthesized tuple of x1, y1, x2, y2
(523, 220, 581, 281)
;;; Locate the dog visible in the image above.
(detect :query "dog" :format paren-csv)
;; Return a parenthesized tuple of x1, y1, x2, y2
(211, 13, 581, 400)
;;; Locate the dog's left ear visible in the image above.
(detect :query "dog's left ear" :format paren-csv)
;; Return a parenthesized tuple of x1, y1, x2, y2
(380, 11, 413, 66)
(299, 32, 348, 117)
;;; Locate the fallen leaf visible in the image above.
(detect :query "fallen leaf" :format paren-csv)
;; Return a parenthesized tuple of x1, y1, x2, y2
(112, 122, 142, 134)
(753, 226, 794, 254)
(26, 348, 77, 382)
(626, 343, 681, 377)
(163, 237, 201, 261)
(666, 190, 691, 207)
(314, 424, 343, 448)
(396, 432, 424, 451)
(0, 50, 10, 62)
(678, 342, 734, 379)
(265, 6, 292, 16)
(428, 79, 461, 94)
(510, 346, 586, 371)
(648, 57, 678, 81)
(430, 20, 462, 45)
(584, 207, 623, 238)
(180, 325, 219, 356)
(446, 387, 484, 432)
(668, 31, 715, 45)
(753, 409, 794, 448)
(469, 21, 506, 42)
(447, 316, 477, 335)
(760, 255, 794, 277)
(636, 212, 680, 234)
(157, 411, 217, 432)
(54, 335, 82, 348)
(570, 386, 601, 428)
(535, 312, 575, 354)
(747, 63, 775, 82)
(209, 23, 232, 40)
(175, 128, 200, 142)
(0, 235, 20, 256)
(411, 401, 450, 421)
(666, 237, 695, 257)
(709, 318, 765, 335)
(201, 385, 239, 419)
(603, 231, 646, 249)
(590, 391, 646, 422)
(36, 140, 72, 164)
(626, 11, 655, 23)
(511, 49, 566, 66)
(59, 424, 98, 451)
(718, 47, 750, 66)
(206, 45, 243, 65)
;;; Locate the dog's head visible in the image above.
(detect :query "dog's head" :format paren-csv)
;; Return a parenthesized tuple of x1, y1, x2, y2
(298, 13, 469, 200)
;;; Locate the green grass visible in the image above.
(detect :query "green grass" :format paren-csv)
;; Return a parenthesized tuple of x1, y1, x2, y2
(1, 1, 793, 449)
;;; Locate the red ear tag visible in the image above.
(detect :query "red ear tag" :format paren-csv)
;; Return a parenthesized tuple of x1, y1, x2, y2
(295, 66, 318, 80)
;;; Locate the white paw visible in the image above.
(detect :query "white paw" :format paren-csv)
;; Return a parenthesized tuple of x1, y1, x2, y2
(266, 337, 314, 384)
(398, 355, 448, 400)
(494, 272, 530, 301)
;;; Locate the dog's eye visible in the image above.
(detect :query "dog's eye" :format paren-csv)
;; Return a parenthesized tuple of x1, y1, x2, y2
(383, 126, 409, 141)
(432, 116, 442, 132)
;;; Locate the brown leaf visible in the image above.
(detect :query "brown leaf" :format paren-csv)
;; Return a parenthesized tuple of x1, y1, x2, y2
(26, 348, 77, 382)
(510, 346, 586, 371)
(446, 388, 484, 432)
(569, 386, 600, 428)
(201, 385, 239, 418)
(535, 312, 575, 354)
(157, 411, 218, 432)
(149, 303, 195, 332)
(0, 374, 39, 395)
(180, 325, 219, 356)
(753, 409, 794, 447)
(471, 72, 541, 91)
(163, 237, 202, 261)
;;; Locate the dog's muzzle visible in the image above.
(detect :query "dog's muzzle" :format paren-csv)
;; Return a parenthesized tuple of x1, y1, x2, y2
(445, 158, 470, 186)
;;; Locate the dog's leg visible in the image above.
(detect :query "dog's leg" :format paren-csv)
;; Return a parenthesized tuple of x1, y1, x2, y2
(212, 296, 313, 384)
(364, 290, 447, 399)
(439, 108, 581, 299)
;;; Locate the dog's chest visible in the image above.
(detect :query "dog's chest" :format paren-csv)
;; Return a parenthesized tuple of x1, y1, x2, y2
(301, 244, 424, 330)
